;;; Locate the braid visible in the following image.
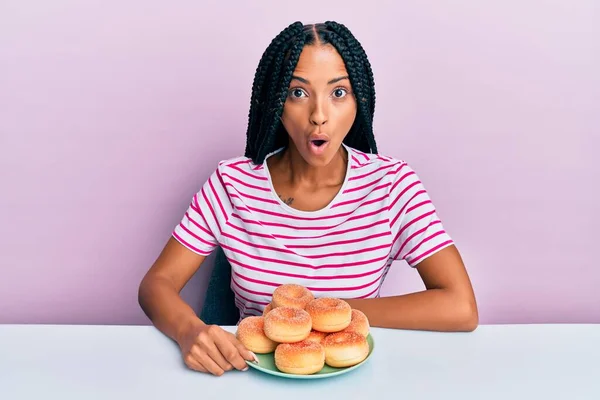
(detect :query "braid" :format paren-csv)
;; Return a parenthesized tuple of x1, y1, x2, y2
(244, 22, 304, 162)
(324, 21, 377, 154)
(255, 37, 305, 163)
(245, 21, 378, 164)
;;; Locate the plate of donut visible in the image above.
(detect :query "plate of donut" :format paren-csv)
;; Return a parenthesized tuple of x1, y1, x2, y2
(236, 284, 374, 379)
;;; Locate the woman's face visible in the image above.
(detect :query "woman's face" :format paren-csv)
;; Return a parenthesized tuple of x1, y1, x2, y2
(281, 44, 357, 167)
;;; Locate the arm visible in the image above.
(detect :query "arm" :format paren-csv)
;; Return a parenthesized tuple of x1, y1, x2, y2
(138, 237, 255, 375)
(345, 245, 478, 332)
(138, 236, 208, 344)
(139, 168, 253, 376)
(345, 162, 478, 332)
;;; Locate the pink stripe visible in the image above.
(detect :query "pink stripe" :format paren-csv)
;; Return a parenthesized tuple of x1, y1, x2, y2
(390, 190, 427, 228)
(172, 232, 211, 255)
(227, 189, 280, 205)
(226, 159, 253, 168)
(230, 205, 388, 230)
(232, 287, 269, 306)
(221, 243, 388, 270)
(406, 200, 432, 214)
(332, 183, 391, 208)
(191, 195, 215, 231)
(359, 285, 381, 299)
(403, 230, 447, 259)
(235, 300, 263, 315)
(389, 170, 416, 195)
(348, 164, 396, 181)
(358, 151, 369, 161)
(394, 220, 442, 258)
(226, 218, 389, 240)
(394, 210, 436, 244)
(233, 269, 384, 292)
(376, 154, 393, 162)
(184, 211, 214, 238)
(221, 232, 295, 255)
(238, 195, 387, 221)
(309, 274, 382, 292)
(210, 172, 228, 221)
(215, 168, 234, 210)
(229, 164, 268, 181)
(231, 260, 385, 281)
(351, 155, 363, 166)
(409, 240, 454, 264)
(287, 231, 391, 249)
(221, 172, 270, 192)
(388, 176, 419, 213)
(391, 197, 431, 228)
(343, 177, 382, 194)
(224, 231, 389, 258)
(201, 185, 221, 234)
(178, 222, 215, 248)
(232, 277, 272, 296)
(389, 187, 425, 215)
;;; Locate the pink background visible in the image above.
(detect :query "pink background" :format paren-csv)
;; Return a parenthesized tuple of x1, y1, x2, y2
(1, 1, 598, 325)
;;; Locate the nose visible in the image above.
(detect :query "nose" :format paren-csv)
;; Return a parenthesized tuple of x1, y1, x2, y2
(309, 99, 328, 126)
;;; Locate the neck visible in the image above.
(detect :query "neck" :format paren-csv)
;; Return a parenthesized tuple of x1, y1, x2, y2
(278, 143, 348, 188)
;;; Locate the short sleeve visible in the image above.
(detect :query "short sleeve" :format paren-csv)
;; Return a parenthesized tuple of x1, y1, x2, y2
(387, 163, 454, 267)
(172, 168, 230, 256)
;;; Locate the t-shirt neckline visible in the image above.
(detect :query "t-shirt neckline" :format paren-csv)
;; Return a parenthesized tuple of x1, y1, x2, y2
(261, 143, 354, 217)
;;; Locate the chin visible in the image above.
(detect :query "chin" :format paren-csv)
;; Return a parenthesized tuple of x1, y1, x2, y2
(300, 151, 336, 167)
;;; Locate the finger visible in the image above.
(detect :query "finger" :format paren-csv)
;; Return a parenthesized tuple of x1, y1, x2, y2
(184, 354, 208, 373)
(197, 352, 226, 376)
(226, 332, 258, 363)
(214, 334, 249, 371)
(196, 341, 233, 372)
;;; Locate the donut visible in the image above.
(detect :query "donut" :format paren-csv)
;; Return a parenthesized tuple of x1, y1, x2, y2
(235, 316, 277, 354)
(341, 309, 370, 337)
(262, 303, 273, 316)
(305, 297, 352, 332)
(271, 284, 314, 309)
(304, 329, 328, 344)
(274, 341, 325, 375)
(263, 306, 312, 343)
(322, 331, 369, 368)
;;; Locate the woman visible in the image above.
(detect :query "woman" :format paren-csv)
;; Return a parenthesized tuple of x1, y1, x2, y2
(138, 21, 478, 376)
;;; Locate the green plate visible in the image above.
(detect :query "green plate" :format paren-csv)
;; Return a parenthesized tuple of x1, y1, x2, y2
(246, 334, 374, 379)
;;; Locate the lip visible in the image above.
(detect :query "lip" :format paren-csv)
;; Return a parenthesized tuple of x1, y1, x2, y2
(308, 133, 330, 156)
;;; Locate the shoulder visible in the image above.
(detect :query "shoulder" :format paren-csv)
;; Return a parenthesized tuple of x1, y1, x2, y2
(213, 154, 267, 177)
(348, 146, 405, 168)
(346, 146, 411, 180)
(200, 154, 270, 196)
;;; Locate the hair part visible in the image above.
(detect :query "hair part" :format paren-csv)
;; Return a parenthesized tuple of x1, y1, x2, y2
(244, 21, 377, 164)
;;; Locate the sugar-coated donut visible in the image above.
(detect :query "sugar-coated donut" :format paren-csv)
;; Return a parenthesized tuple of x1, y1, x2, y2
(263, 307, 312, 343)
(274, 341, 325, 375)
(341, 309, 370, 337)
(271, 284, 314, 309)
(262, 303, 273, 316)
(304, 329, 328, 344)
(305, 297, 352, 332)
(322, 331, 369, 367)
(235, 316, 277, 354)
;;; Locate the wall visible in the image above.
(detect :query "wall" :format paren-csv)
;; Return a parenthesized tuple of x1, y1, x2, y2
(1, 0, 598, 325)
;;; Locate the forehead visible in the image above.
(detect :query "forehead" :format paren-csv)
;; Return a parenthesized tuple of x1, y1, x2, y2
(292, 44, 348, 80)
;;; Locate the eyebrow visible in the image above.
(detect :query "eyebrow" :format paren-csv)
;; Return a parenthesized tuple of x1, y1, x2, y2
(291, 75, 349, 85)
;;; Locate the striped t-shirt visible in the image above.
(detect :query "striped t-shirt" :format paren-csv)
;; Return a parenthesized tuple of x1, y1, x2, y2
(172, 144, 454, 319)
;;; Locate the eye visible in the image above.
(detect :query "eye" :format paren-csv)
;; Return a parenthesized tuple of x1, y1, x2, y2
(333, 88, 348, 98)
(289, 88, 307, 98)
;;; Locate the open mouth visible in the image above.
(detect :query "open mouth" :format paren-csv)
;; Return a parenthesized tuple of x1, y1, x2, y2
(311, 139, 327, 147)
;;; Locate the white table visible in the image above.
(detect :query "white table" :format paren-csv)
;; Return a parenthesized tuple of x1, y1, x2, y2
(1, 324, 599, 399)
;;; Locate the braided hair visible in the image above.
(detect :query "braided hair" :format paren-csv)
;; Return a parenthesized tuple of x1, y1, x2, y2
(244, 21, 378, 164)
